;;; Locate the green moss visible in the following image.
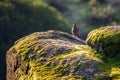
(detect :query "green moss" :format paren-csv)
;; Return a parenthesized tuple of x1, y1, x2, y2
(15, 41, 36, 62)
(95, 52, 120, 80)
(86, 26, 120, 56)
(92, 76, 112, 80)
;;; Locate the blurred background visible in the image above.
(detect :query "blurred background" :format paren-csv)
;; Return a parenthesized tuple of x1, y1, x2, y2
(0, 0, 120, 79)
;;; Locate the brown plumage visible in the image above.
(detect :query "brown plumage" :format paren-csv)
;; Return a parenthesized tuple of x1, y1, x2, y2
(71, 23, 81, 38)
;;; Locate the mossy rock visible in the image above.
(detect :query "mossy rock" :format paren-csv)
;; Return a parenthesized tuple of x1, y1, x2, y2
(6, 30, 109, 80)
(86, 26, 120, 56)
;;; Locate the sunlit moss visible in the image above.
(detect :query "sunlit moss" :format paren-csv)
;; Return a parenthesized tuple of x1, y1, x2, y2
(110, 67, 120, 79)
(86, 26, 120, 56)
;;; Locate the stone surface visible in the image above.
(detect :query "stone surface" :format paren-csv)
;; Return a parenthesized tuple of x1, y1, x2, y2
(7, 30, 111, 80)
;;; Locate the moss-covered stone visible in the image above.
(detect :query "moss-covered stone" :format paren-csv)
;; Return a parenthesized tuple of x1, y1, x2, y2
(86, 26, 120, 56)
(6, 30, 110, 80)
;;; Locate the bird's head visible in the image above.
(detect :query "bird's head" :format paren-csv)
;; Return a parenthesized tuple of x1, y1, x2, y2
(73, 23, 76, 27)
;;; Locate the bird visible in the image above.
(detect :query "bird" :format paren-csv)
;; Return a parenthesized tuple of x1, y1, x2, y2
(71, 23, 81, 38)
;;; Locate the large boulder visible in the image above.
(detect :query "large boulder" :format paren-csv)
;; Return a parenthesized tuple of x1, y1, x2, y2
(86, 26, 120, 56)
(6, 30, 110, 80)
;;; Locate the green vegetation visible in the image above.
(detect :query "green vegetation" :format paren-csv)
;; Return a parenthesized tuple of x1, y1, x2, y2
(95, 52, 120, 80)
(86, 26, 120, 56)
(81, 0, 120, 26)
(0, 0, 69, 53)
(86, 26, 120, 79)
(56, 0, 120, 31)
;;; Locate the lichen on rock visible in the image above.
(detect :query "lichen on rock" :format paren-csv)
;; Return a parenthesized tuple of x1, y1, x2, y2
(7, 30, 111, 80)
(86, 26, 120, 56)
